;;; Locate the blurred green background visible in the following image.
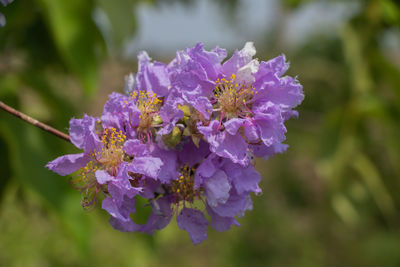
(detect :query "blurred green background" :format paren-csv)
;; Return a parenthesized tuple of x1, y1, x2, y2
(1, 0, 400, 266)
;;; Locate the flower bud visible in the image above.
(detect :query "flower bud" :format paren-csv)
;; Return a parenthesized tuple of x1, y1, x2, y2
(162, 126, 182, 148)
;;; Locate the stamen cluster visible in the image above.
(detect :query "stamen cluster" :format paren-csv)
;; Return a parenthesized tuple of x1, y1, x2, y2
(213, 74, 255, 119)
(47, 42, 304, 244)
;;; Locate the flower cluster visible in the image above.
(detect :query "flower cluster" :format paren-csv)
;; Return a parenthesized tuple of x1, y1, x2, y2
(47, 42, 304, 244)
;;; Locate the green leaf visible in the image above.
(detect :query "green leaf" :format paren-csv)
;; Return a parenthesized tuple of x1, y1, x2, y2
(36, 0, 105, 95)
(0, 112, 92, 251)
(352, 153, 395, 219)
(96, 0, 138, 51)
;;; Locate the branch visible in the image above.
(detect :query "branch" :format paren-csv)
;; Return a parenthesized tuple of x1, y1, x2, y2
(0, 101, 71, 142)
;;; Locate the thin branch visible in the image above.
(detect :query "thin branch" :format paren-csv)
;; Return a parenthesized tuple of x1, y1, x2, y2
(0, 101, 71, 142)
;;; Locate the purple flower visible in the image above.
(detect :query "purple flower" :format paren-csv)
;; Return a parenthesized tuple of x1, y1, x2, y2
(46, 42, 303, 245)
(135, 149, 260, 243)
(135, 51, 171, 97)
(165, 42, 303, 165)
(47, 115, 101, 176)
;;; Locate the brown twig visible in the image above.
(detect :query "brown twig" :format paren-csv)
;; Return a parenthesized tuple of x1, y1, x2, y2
(0, 101, 71, 142)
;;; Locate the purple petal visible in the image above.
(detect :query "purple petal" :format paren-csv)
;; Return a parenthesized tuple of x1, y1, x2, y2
(254, 54, 289, 79)
(69, 115, 101, 152)
(102, 196, 132, 222)
(136, 51, 170, 97)
(204, 170, 231, 207)
(250, 143, 288, 160)
(109, 217, 140, 232)
(198, 120, 249, 166)
(123, 139, 148, 157)
(140, 197, 173, 234)
(222, 42, 256, 76)
(224, 118, 245, 135)
(177, 208, 208, 245)
(46, 153, 89, 176)
(254, 56, 304, 109)
(187, 42, 226, 81)
(178, 140, 210, 167)
(206, 204, 240, 232)
(95, 170, 114, 184)
(129, 156, 163, 179)
(151, 148, 179, 182)
(243, 120, 259, 142)
(158, 92, 184, 135)
(253, 101, 286, 147)
(210, 190, 250, 218)
(223, 161, 261, 195)
(194, 155, 216, 188)
(213, 133, 249, 166)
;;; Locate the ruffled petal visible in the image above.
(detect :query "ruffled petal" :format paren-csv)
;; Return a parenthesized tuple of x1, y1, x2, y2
(177, 208, 208, 245)
(109, 217, 140, 232)
(95, 169, 114, 185)
(140, 197, 173, 234)
(206, 204, 240, 232)
(210, 190, 251, 218)
(204, 170, 231, 207)
(123, 139, 148, 157)
(223, 161, 261, 195)
(69, 115, 101, 152)
(136, 51, 171, 97)
(129, 156, 163, 179)
(46, 153, 89, 176)
(224, 118, 245, 135)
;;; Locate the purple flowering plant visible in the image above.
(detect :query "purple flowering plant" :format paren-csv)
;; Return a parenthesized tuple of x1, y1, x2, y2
(47, 42, 304, 244)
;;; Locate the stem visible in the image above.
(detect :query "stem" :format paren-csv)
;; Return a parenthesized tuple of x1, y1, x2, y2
(0, 101, 71, 142)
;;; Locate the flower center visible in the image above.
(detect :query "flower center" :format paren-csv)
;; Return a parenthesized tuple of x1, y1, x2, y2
(214, 74, 255, 119)
(170, 164, 200, 203)
(70, 127, 126, 210)
(96, 127, 126, 174)
(131, 90, 162, 141)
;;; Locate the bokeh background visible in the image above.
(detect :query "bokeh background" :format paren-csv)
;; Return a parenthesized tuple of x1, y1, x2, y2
(1, 0, 400, 266)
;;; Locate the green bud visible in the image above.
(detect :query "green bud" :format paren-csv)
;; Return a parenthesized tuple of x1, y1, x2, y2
(178, 104, 191, 117)
(152, 114, 163, 125)
(183, 127, 191, 137)
(162, 126, 182, 148)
